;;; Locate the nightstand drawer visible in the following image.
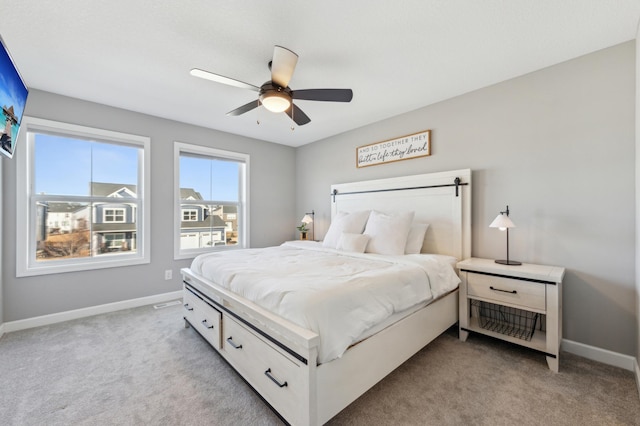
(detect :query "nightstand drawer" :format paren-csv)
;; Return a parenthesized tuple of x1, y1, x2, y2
(466, 272, 545, 311)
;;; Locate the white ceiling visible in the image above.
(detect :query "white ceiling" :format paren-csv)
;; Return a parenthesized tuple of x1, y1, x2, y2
(2, 1, 640, 147)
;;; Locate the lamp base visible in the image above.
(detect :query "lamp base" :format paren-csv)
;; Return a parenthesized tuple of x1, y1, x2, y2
(495, 259, 522, 266)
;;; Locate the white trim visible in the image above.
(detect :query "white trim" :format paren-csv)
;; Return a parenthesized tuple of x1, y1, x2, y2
(103, 207, 126, 223)
(0, 323, 5, 340)
(182, 208, 198, 221)
(173, 142, 250, 260)
(107, 186, 137, 198)
(562, 338, 637, 371)
(2, 290, 182, 333)
(16, 116, 151, 277)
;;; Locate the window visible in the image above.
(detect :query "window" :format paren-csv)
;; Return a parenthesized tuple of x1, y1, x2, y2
(104, 208, 125, 223)
(17, 117, 150, 276)
(104, 233, 126, 251)
(174, 142, 248, 259)
(182, 209, 198, 221)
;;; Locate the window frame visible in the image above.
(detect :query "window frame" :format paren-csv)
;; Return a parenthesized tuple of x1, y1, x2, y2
(16, 116, 151, 277)
(103, 208, 126, 223)
(182, 209, 198, 222)
(174, 142, 249, 260)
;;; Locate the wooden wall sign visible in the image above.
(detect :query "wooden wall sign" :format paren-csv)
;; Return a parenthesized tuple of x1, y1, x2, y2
(356, 130, 431, 168)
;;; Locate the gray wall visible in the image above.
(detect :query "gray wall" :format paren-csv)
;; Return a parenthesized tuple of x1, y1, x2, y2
(636, 28, 640, 370)
(2, 90, 296, 322)
(297, 42, 637, 356)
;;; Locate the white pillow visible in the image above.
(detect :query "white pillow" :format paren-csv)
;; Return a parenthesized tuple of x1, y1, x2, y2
(364, 210, 415, 255)
(405, 223, 430, 254)
(322, 210, 371, 249)
(337, 232, 370, 253)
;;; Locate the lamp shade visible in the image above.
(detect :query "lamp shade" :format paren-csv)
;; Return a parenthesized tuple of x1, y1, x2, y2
(301, 214, 314, 224)
(260, 92, 291, 113)
(489, 213, 515, 229)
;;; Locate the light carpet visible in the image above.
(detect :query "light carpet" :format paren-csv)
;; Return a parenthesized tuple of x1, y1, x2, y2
(0, 303, 638, 425)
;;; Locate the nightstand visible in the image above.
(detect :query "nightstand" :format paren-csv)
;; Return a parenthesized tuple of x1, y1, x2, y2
(457, 258, 565, 372)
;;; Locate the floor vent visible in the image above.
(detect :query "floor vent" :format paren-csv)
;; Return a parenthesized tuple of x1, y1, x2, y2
(153, 300, 182, 309)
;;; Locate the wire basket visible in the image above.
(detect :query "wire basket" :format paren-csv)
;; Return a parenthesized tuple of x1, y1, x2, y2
(471, 299, 539, 341)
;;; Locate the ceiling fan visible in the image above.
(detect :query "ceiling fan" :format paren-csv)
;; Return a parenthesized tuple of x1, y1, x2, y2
(190, 45, 353, 126)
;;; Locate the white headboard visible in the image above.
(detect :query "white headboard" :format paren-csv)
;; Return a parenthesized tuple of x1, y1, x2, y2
(330, 169, 471, 260)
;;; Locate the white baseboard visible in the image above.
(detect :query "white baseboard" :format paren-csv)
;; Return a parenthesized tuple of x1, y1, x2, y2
(635, 359, 640, 399)
(0, 322, 4, 340)
(562, 338, 637, 371)
(3, 290, 183, 333)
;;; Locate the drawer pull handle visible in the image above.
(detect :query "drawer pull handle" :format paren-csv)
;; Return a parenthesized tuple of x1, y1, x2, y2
(201, 319, 214, 329)
(184, 303, 194, 311)
(264, 368, 288, 388)
(490, 286, 517, 294)
(226, 337, 242, 350)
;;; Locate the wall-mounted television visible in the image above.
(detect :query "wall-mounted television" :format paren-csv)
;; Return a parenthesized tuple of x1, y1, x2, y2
(0, 35, 28, 159)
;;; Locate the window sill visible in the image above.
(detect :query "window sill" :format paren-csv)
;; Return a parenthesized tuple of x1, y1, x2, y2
(17, 255, 150, 277)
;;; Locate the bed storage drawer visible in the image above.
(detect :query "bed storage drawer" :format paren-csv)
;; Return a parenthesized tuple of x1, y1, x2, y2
(182, 289, 198, 324)
(223, 314, 305, 425)
(183, 287, 222, 349)
(466, 272, 545, 311)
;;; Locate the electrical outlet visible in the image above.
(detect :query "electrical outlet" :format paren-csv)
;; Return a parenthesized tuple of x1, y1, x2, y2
(164, 270, 172, 280)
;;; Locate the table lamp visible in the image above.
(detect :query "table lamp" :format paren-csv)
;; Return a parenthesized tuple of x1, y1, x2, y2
(489, 205, 521, 265)
(301, 210, 314, 240)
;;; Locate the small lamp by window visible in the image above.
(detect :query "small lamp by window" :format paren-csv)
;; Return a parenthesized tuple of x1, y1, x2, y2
(489, 205, 521, 265)
(298, 210, 314, 240)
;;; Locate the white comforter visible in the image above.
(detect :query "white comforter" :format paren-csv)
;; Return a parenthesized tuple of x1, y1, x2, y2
(190, 241, 460, 363)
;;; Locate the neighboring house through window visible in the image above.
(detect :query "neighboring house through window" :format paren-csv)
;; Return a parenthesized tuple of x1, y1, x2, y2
(92, 183, 138, 253)
(16, 117, 150, 276)
(174, 142, 249, 259)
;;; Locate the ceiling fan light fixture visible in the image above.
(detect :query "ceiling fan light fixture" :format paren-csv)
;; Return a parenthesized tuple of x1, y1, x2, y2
(195, 45, 352, 125)
(260, 90, 291, 113)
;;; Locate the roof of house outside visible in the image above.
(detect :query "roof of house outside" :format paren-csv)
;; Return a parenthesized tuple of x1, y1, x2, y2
(91, 182, 137, 198)
(180, 188, 203, 200)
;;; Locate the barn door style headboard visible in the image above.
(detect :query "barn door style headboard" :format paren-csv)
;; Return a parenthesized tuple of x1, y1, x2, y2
(330, 169, 471, 260)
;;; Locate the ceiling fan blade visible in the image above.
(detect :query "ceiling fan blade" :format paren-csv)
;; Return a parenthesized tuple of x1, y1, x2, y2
(292, 88, 353, 102)
(226, 100, 260, 116)
(190, 68, 259, 92)
(271, 46, 298, 88)
(284, 103, 311, 126)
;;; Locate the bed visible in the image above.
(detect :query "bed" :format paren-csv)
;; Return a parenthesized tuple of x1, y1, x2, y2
(181, 169, 471, 425)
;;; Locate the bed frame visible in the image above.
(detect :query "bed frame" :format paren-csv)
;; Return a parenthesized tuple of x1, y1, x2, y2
(181, 169, 471, 425)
